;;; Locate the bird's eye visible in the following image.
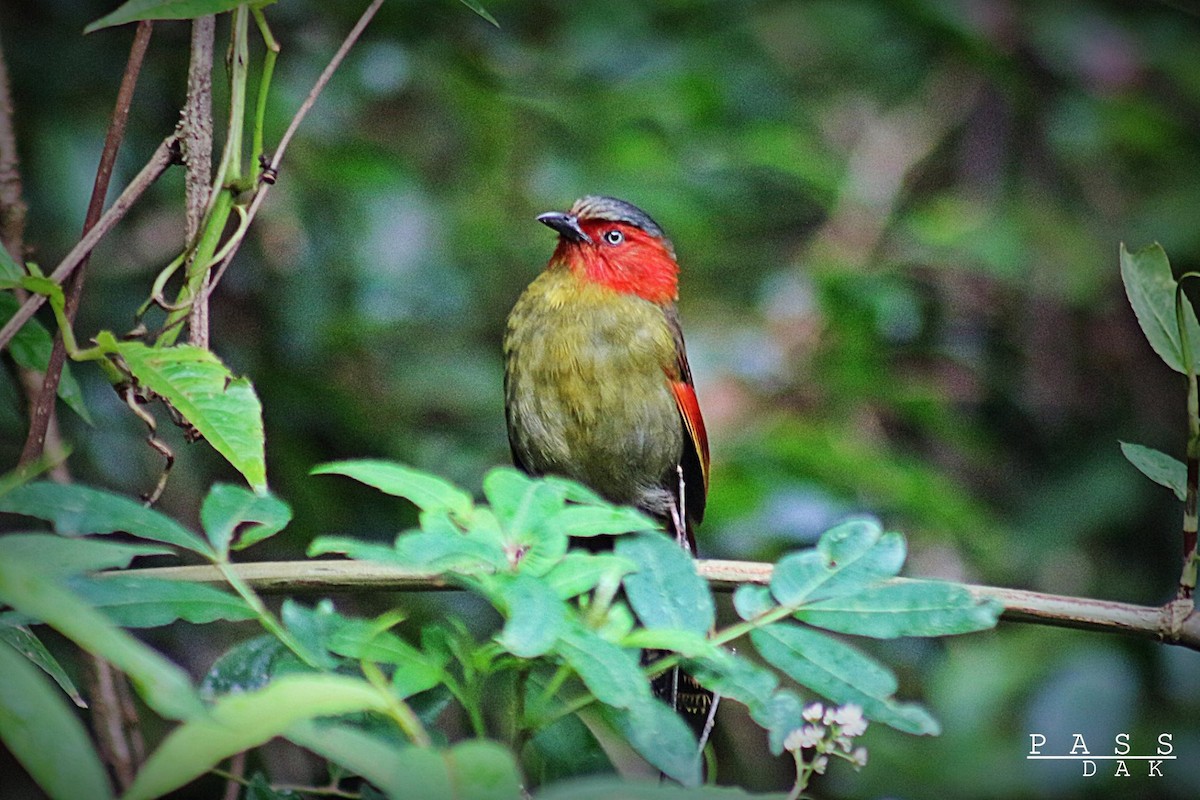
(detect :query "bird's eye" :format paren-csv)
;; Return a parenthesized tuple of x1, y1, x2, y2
(603, 229, 624, 246)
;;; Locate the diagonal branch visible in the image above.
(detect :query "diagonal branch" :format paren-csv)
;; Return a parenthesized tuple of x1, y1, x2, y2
(116, 559, 1200, 652)
(19, 20, 153, 466)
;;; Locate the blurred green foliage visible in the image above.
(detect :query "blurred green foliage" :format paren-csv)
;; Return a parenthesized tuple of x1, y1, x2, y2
(3, 0, 1200, 797)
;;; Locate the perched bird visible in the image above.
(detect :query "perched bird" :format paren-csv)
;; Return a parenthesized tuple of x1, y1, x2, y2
(503, 196, 714, 735)
(503, 195, 709, 550)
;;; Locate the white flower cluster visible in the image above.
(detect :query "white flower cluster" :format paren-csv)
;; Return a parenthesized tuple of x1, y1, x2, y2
(783, 702, 869, 783)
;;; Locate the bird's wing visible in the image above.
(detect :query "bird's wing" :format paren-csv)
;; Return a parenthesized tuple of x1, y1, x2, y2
(664, 306, 709, 526)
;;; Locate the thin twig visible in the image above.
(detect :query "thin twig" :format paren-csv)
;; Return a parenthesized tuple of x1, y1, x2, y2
(116, 559, 1200, 652)
(0, 134, 177, 353)
(0, 35, 27, 260)
(202, 0, 385, 302)
(19, 20, 153, 467)
(183, 16, 216, 349)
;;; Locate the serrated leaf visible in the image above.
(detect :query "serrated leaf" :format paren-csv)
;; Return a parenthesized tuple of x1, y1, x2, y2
(1120, 441, 1187, 501)
(113, 342, 266, 492)
(795, 579, 1002, 638)
(68, 575, 254, 628)
(617, 533, 714, 635)
(556, 622, 649, 709)
(0, 482, 212, 556)
(0, 292, 92, 423)
(770, 519, 904, 607)
(123, 674, 389, 800)
(0, 642, 113, 800)
(0, 533, 173, 577)
(483, 469, 570, 574)
(312, 459, 473, 519)
(751, 623, 938, 735)
(602, 696, 701, 787)
(200, 483, 291, 555)
(0, 623, 85, 707)
(85, 0, 273, 34)
(0, 554, 201, 720)
(494, 573, 567, 657)
(1120, 242, 1200, 374)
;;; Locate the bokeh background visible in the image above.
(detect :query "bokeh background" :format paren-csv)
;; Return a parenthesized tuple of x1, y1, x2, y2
(3, 0, 1200, 797)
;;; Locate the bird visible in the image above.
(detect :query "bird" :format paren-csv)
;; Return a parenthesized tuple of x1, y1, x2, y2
(503, 195, 713, 730)
(503, 195, 708, 549)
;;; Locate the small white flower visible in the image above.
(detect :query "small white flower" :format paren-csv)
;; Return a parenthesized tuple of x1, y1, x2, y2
(802, 702, 825, 722)
(783, 728, 806, 752)
(785, 723, 826, 751)
(836, 736, 853, 753)
(831, 704, 867, 737)
(812, 755, 829, 775)
(851, 746, 869, 768)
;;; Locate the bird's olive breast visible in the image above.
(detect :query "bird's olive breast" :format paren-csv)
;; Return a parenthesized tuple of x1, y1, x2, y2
(504, 269, 684, 511)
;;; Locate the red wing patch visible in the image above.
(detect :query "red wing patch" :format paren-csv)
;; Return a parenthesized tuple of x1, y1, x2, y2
(670, 380, 710, 494)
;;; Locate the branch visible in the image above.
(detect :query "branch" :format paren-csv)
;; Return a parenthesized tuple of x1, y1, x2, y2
(0, 134, 177, 353)
(121, 559, 1200, 652)
(19, 20, 153, 466)
(182, 16, 215, 349)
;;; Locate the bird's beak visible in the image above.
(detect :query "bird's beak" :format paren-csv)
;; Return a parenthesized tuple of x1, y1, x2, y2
(537, 211, 592, 244)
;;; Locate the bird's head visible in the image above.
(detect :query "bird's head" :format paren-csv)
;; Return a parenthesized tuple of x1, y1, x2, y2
(538, 196, 679, 304)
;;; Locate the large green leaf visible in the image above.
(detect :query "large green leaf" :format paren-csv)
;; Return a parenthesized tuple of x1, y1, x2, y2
(770, 519, 904, 607)
(123, 674, 389, 800)
(556, 622, 649, 709)
(111, 340, 266, 492)
(524, 714, 612, 785)
(200, 483, 292, 555)
(547, 505, 659, 538)
(0, 482, 212, 556)
(200, 635, 309, 699)
(684, 647, 778, 715)
(0, 555, 201, 720)
(603, 696, 701, 787)
(0, 642, 113, 800)
(617, 533, 714, 636)
(312, 460, 473, 519)
(326, 619, 442, 698)
(1119, 242, 1200, 374)
(494, 573, 568, 658)
(483, 468, 570, 575)
(68, 575, 255, 627)
(85, 0, 275, 33)
(1120, 441, 1187, 501)
(0, 533, 173, 577)
(794, 579, 1001, 638)
(0, 292, 92, 423)
(536, 777, 788, 799)
(751, 623, 938, 735)
(286, 721, 414, 798)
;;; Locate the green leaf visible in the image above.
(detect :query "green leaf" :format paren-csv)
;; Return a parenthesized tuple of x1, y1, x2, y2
(495, 574, 568, 658)
(0, 292, 92, 423)
(731, 584, 774, 620)
(0, 533, 173, 576)
(556, 622, 649, 709)
(286, 721, 413, 798)
(536, 777, 789, 799)
(684, 647, 778, 714)
(0, 482, 212, 556)
(243, 772, 302, 800)
(0, 623, 85, 707)
(483, 468, 570, 574)
(458, 0, 500, 28)
(0, 555, 201, 720)
(85, 0, 271, 34)
(1120, 242, 1200, 373)
(524, 714, 611, 784)
(548, 505, 660, 538)
(112, 341, 267, 492)
(617, 533, 714, 636)
(751, 623, 939, 735)
(795, 580, 1002, 638)
(68, 575, 255, 627)
(443, 739, 526, 800)
(123, 674, 390, 800)
(622, 628, 712, 659)
(750, 689, 806, 756)
(312, 459, 473, 519)
(394, 530, 508, 573)
(603, 696, 701, 787)
(327, 619, 442, 698)
(543, 552, 639, 599)
(200, 635, 309, 699)
(307, 536, 407, 563)
(200, 483, 292, 555)
(770, 519, 904, 606)
(0, 641, 113, 800)
(0, 243, 21, 280)
(279, 599, 343, 670)
(1120, 441, 1187, 501)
